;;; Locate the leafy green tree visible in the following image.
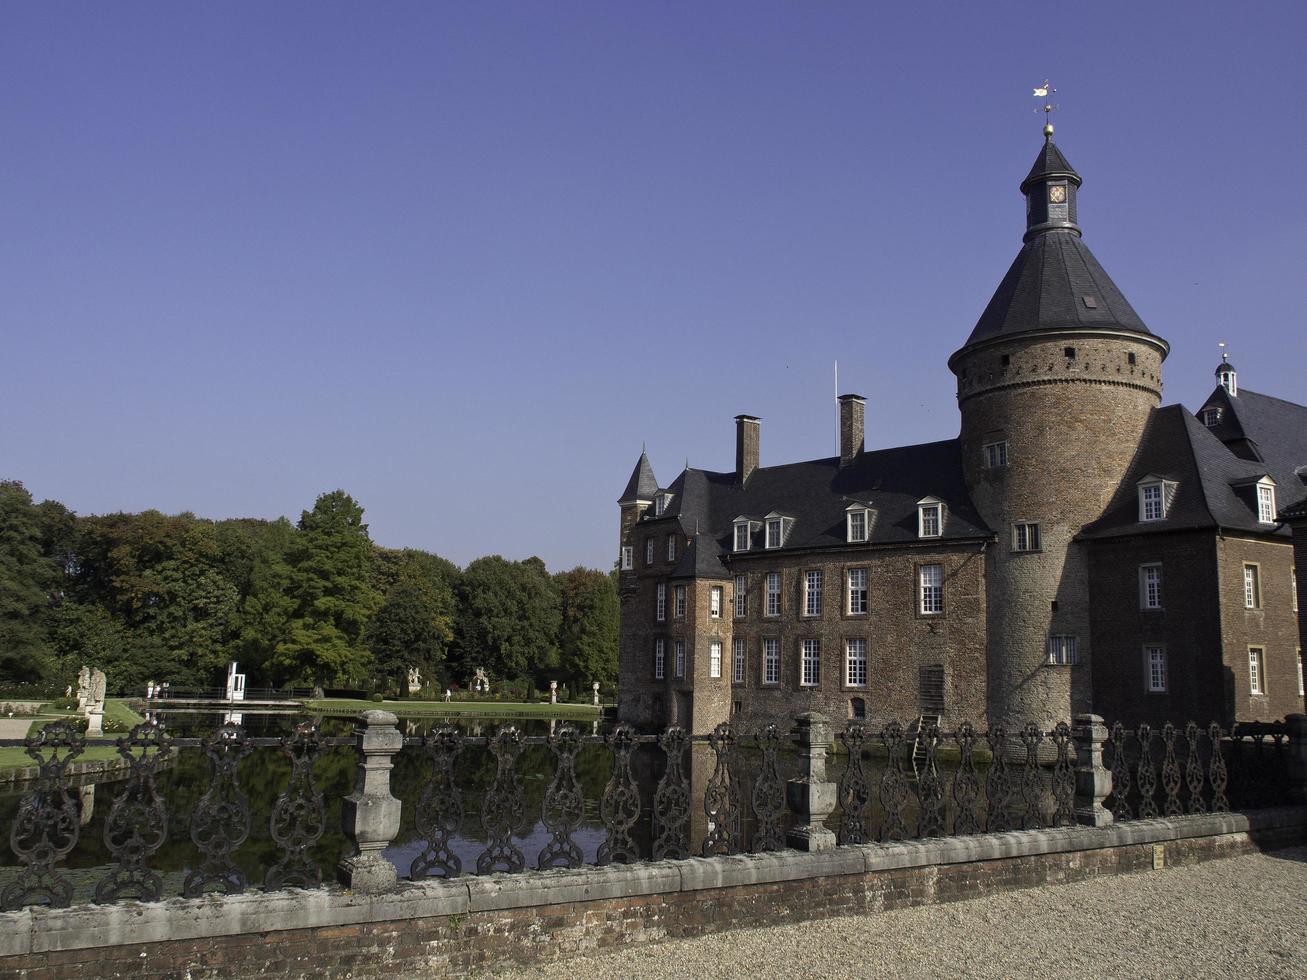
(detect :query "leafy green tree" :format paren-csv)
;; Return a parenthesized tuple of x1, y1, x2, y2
(234, 518, 297, 680)
(270, 491, 382, 688)
(0, 481, 60, 681)
(555, 566, 619, 691)
(453, 555, 560, 685)
(367, 551, 457, 692)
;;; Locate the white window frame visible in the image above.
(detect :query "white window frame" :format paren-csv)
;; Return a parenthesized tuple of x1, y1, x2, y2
(847, 567, 868, 615)
(1297, 648, 1303, 698)
(1294, 569, 1299, 613)
(655, 493, 670, 516)
(655, 583, 666, 622)
(734, 574, 747, 618)
(917, 500, 944, 538)
(1244, 564, 1261, 609)
(762, 638, 780, 685)
(674, 584, 686, 618)
(800, 638, 821, 687)
(1046, 635, 1079, 666)
(847, 508, 868, 543)
(765, 518, 784, 549)
(734, 521, 750, 552)
(1256, 482, 1277, 524)
(1137, 479, 1176, 522)
(1201, 407, 1221, 427)
(667, 535, 677, 562)
(654, 639, 665, 680)
(918, 563, 944, 615)
(982, 440, 1008, 468)
(620, 546, 633, 570)
(1248, 646, 1265, 695)
(765, 571, 781, 617)
(1144, 644, 1167, 692)
(710, 586, 722, 619)
(733, 638, 745, 684)
(1139, 563, 1163, 610)
(803, 570, 822, 617)
(709, 641, 722, 679)
(1012, 522, 1041, 552)
(845, 638, 867, 687)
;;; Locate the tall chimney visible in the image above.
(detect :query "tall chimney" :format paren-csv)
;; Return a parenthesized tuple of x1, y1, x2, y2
(735, 415, 760, 484)
(839, 394, 865, 466)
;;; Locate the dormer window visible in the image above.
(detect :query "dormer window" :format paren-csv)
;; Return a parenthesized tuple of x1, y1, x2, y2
(1256, 480, 1277, 524)
(654, 493, 673, 516)
(765, 518, 783, 549)
(846, 506, 871, 543)
(732, 518, 756, 553)
(1137, 477, 1176, 522)
(917, 498, 944, 539)
(1201, 406, 1222, 427)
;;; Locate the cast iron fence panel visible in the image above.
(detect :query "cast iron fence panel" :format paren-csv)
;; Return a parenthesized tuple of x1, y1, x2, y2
(985, 727, 1014, 832)
(1184, 722, 1207, 815)
(598, 725, 641, 865)
(1, 720, 84, 911)
(837, 724, 872, 845)
(1051, 722, 1076, 828)
(477, 726, 527, 875)
(652, 727, 690, 860)
(538, 725, 585, 870)
(701, 722, 741, 856)
(879, 722, 910, 842)
(96, 720, 170, 903)
(183, 723, 253, 897)
(1135, 724, 1159, 819)
(1160, 723, 1184, 817)
(951, 722, 982, 836)
(1108, 722, 1133, 821)
(916, 723, 946, 839)
(1019, 724, 1045, 830)
(265, 722, 326, 891)
(411, 726, 464, 880)
(751, 725, 786, 853)
(1209, 723, 1230, 812)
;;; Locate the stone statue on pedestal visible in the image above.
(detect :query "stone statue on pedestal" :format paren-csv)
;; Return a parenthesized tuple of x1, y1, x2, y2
(407, 667, 422, 695)
(549, 680, 558, 704)
(592, 681, 600, 707)
(76, 666, 91, 711)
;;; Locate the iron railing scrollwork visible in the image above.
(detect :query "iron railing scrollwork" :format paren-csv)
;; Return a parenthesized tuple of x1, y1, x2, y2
(411, 726, 465, 879)
(184, 723, 253, 897)
(538, 725, 585, 870)
(96, 720, 170, 903)
(985, 727, 1013, 832)
(598, 725, 641, 865)
(1050, 722, 1075, 828)
(652, 727, 690, 860)
(951, 722, 982, 836)
(478, 726, 527, 874)
(265, 722, 326, 890)
(837, 724, 871, 845)
(878, 722, 909, 842)
(701, 722, 740, 856)
(915, 723, 945, 839)
(751, 725, 786, 852)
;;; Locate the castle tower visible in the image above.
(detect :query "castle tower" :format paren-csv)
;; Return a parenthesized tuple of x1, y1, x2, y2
(948, 128, 1170, 729)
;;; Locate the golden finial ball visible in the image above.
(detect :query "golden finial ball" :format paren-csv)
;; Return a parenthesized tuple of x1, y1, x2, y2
(1043, 122, 1055, 138)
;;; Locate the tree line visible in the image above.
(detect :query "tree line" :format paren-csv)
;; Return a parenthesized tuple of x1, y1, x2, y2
(0, 481, 618, 698)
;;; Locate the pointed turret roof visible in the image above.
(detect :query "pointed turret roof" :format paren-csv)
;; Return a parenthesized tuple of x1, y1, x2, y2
(618, 451, 659, 504)
(1021, 139, 1080, 192)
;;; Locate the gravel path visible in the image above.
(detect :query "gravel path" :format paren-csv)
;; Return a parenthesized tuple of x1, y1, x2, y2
(485, 847, 1307, 980)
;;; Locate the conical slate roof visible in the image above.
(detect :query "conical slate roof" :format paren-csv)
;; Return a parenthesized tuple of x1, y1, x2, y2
(1021, 139, 1080, 191)
(618, 451, 659, 504)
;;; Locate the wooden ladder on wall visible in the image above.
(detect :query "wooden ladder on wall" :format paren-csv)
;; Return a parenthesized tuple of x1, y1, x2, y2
(910, 713, 941, 779)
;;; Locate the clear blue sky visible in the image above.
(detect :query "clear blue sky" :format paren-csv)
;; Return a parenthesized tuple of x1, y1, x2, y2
(4, 2, 1304, 571)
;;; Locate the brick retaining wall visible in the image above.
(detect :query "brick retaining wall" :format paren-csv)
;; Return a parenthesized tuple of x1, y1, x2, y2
(3, 808, 1303, 978)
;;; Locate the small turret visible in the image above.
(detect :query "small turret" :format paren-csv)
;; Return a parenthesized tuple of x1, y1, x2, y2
(1216, 356, 1238, 397)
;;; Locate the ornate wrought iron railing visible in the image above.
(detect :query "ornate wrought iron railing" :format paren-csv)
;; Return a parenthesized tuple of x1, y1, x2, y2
(0, 713, 1297, 912)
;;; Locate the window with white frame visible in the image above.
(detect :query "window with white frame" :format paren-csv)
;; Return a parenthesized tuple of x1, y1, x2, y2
(710, 586, 722, 618)
(620, 546, 633, 570)
(1138, 479, 1178, 522)
(1139, 563, 1163, 610)
(1298, 648, 1303, 697)
(803, 570, 822, 617)
(733, 638, 745, 683)
(800, 639, 821, 687)
(654, 639, 665, 679)
(918, 500, 943, 538)
(674, 640, 685, 678)
(734, 521, 750, 552)
(1201, 407, 1221, 427)
(709, 641, 722, 679)
(734, 575, 747, 618)
(1248, 647, 1265, 695)
(919, 563, 944, 615)
(645, 538, 654, 565)
(674, 584, 686, 618)
(655, 583, 666, 621)
(1012, 522, 1041, 552)
(1145, 644, 1167, 692)
(1257, 482, 1277, 524)
(845, 638, 867, 687)
(765, 518, 784, 549)
(1294, 569, 1299, 613)
(847, 509, 868, 543)
(762, 638, 780, 685)
(667, 535, 677, 561)
(1244, 564, 1261, 609)
(847, 567, 868, 615)
(765, 571, 781, 617)
(1046, 635, 1079, 666)
(655, 493, 670, 516)
(983, 441, 1008, 468)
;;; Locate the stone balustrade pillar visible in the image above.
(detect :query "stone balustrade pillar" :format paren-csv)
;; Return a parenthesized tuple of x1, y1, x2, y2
(337, 710, 403, 893)
(1286, 714, 1307, 805)
(786, 711, 837, 852)
(1073, 713, 1113, 827)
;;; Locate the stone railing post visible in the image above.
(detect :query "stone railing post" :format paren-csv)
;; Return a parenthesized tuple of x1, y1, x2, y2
(337, 710, 403, 893)
(786, 711, 837, 851)
(1073, 713, 1112, 827)
(1285, 714, 1307, 805)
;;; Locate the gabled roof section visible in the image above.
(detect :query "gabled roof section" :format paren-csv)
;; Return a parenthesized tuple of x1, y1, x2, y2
(1081, 406, 1289, 539)
(618, 452, 659, 504)
(1202, 388, 1307, 507)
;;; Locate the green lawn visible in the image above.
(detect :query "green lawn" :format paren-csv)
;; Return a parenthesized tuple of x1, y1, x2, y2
(0, 742, 130, 771)
(303, 697, 603, 719)
(0, 700, 150, 771)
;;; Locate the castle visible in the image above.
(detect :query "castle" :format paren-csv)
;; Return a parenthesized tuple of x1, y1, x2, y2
(616, 127, 1306, 735)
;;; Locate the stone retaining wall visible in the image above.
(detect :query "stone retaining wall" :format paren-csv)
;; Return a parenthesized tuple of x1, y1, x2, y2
(2, 808, 1303, 978)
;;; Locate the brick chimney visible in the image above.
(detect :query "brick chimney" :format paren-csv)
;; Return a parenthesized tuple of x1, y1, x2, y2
(839, 394, 865, 466)
(735, 415, 760, 484)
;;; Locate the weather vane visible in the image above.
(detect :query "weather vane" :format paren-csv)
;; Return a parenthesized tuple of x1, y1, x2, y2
(1033, 79, 1058, 137)
(1219, 340, 1229, 364)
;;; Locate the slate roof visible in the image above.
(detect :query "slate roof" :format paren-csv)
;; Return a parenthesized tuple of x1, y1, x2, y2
(1198, 386, 1307, 502)
(1080, 393, 1307, 540)
(1021, 139, 1080, 191)
(618, 452, 659, 504)
(635, 439, 992, 563)
(670, 533, 731, 580)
